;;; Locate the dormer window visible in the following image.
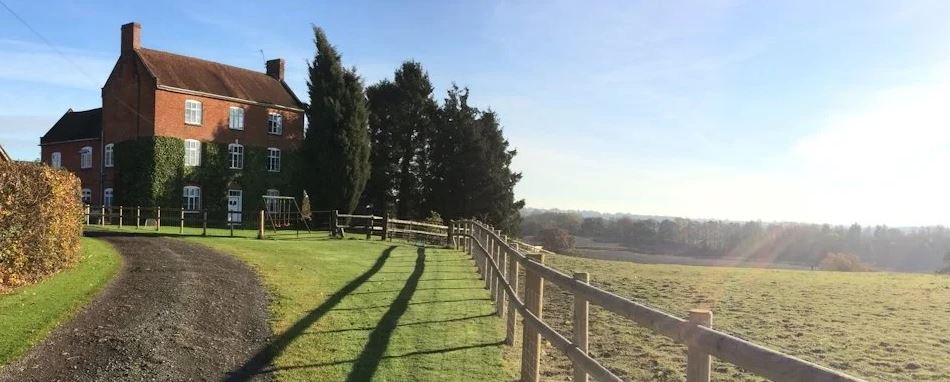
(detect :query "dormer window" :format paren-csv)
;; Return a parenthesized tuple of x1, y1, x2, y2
(268, 113, 282, 135)
(185, 100, 202, 125)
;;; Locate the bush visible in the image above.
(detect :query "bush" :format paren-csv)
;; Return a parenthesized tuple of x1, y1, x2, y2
(0, 161, 83, 288)
(818, 253, 871, 272)
(538, 228, 575, 253)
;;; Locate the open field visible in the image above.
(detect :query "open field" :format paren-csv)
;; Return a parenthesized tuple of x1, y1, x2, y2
(175, 232, 513, 381)
(535, 252, 950, 381)
(0, 238, 122, 366)
(569, 236, 811, 270)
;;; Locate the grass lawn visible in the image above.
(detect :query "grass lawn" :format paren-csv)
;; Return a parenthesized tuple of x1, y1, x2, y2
(179, 233, 513, 381)
(536, 253, 950, 381)
(0, 237, 122, 366)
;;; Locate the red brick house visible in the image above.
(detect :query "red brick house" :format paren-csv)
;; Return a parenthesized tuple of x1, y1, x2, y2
(40, 22, 304, 221)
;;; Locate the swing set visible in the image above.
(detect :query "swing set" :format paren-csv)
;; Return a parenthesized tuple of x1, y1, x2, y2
(262, 195, 311, 236)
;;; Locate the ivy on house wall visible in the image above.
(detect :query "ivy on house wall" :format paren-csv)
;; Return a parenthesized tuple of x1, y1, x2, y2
(114, 137, 184, 207)
(113, 136, 300, 214)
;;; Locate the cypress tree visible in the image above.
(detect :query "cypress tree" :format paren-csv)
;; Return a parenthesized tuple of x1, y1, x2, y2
(363, 80, 400, 215)
(303, 26, 370, 213)
(424, 85, 524, 233)
(364, 61, 437, 219)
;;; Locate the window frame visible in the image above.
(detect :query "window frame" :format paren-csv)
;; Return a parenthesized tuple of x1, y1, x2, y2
(80, 146, 92, 169)
(184, 99, 202, 126)
(184, 139, 201, 167)
(104, 143, 114, 168)
(267, 147, 281, 172)
(182, 186, 201, 211)
(81, 188, 92, 204)
(229, 106, 245, 130)
(228, 143, 244, 169)
(268, 113, 283, 135)
(51, 152, 61, 169)
(103, 188, 114, 207)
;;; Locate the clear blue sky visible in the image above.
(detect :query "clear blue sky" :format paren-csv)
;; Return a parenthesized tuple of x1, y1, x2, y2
(3, 0, 950, 226)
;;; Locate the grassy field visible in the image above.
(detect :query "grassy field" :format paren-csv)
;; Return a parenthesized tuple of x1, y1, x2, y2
(177, 232, 513, 381)
(535, 253, 950, 381)
(0, 237, 122, 366)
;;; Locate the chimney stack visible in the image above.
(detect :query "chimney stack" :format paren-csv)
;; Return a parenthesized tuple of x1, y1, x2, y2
(266, 58, 285, 81)
(121, 22, 141, 53)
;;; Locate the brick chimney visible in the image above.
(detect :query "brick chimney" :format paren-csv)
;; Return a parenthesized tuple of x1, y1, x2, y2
(266, 58, 285, 81)
(121, 22, 141, 53)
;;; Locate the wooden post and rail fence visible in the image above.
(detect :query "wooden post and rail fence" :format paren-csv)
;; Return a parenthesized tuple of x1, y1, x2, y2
(449, 219, 865, 382)
(81, 204, 228, 237)
(80, 203, 864, 381)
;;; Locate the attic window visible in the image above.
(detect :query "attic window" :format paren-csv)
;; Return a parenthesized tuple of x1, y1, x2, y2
(185, 100, 202, 125)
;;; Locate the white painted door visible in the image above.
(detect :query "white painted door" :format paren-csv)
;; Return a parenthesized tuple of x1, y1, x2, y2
(228, 189, 243, 223)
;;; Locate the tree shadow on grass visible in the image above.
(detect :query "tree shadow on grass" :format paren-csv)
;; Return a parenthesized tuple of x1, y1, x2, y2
(345, 247, 427, 382)
(255, 340, 506, 373)
(226, 245, 398, 381)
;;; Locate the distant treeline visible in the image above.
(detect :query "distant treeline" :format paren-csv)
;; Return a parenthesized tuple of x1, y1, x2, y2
(522, 211, 950, 272)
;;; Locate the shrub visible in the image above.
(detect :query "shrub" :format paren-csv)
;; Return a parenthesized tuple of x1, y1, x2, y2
(818, 253, 871, 272)
(538, 228, 576, 253)
(0, 161, 83, 288)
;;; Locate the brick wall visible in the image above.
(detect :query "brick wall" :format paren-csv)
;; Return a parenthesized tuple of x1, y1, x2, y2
(41, 139, 102, 204)
(153, 90, 303, 151)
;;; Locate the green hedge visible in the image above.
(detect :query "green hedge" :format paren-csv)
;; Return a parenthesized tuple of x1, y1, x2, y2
(114, 137, 300, 213)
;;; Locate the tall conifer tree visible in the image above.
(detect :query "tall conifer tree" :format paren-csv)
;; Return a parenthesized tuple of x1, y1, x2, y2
(364, 61, 437, 218)
(303, 27, 370, 213)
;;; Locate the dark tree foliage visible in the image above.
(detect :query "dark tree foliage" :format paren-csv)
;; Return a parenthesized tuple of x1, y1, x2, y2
(362, 62, 437, 218)
(424, 85, 524, 232)
(303, 26, 370, 214)
(363, 80, 400, 215)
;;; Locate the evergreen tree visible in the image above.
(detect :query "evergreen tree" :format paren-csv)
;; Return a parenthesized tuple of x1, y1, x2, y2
(425, 85, 524, 232)
(363, 80, 399, 215)
(302, 26, 370, 213)
(363, 61, 437, 218)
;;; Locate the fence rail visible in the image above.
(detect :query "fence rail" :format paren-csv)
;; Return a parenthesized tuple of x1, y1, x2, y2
(451, 219, 865, 382)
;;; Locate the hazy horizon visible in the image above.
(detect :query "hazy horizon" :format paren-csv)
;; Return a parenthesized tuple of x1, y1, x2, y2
(3, 1, 950, 227)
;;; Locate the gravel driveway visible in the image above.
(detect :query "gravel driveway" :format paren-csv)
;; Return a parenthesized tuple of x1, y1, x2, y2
(0, 234, 272, 381)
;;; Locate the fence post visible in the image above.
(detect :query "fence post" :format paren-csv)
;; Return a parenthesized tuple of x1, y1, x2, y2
(330, 209, 339, 237)
(444, 219, 452, 248)
(573, 272, 591, 382)
(495, 244, 505, 317)
(156, 206, 161, 231)
(365, 216, 373, 240)
(382, 215, 390, 241)
(179, 209, 185, 234)
(486, 236, 494, 288)
(258, 209, 265, 239)
(136, 206, 140, 229)
(84, 204, 90, 225)
(506, 249, 519, 345)
(100, 206, 105, 226)
(522, 253, 545, 382)
(118, 206, 123, 228)
(202, 209, 208, 236)
(686, 309, 713, 382)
